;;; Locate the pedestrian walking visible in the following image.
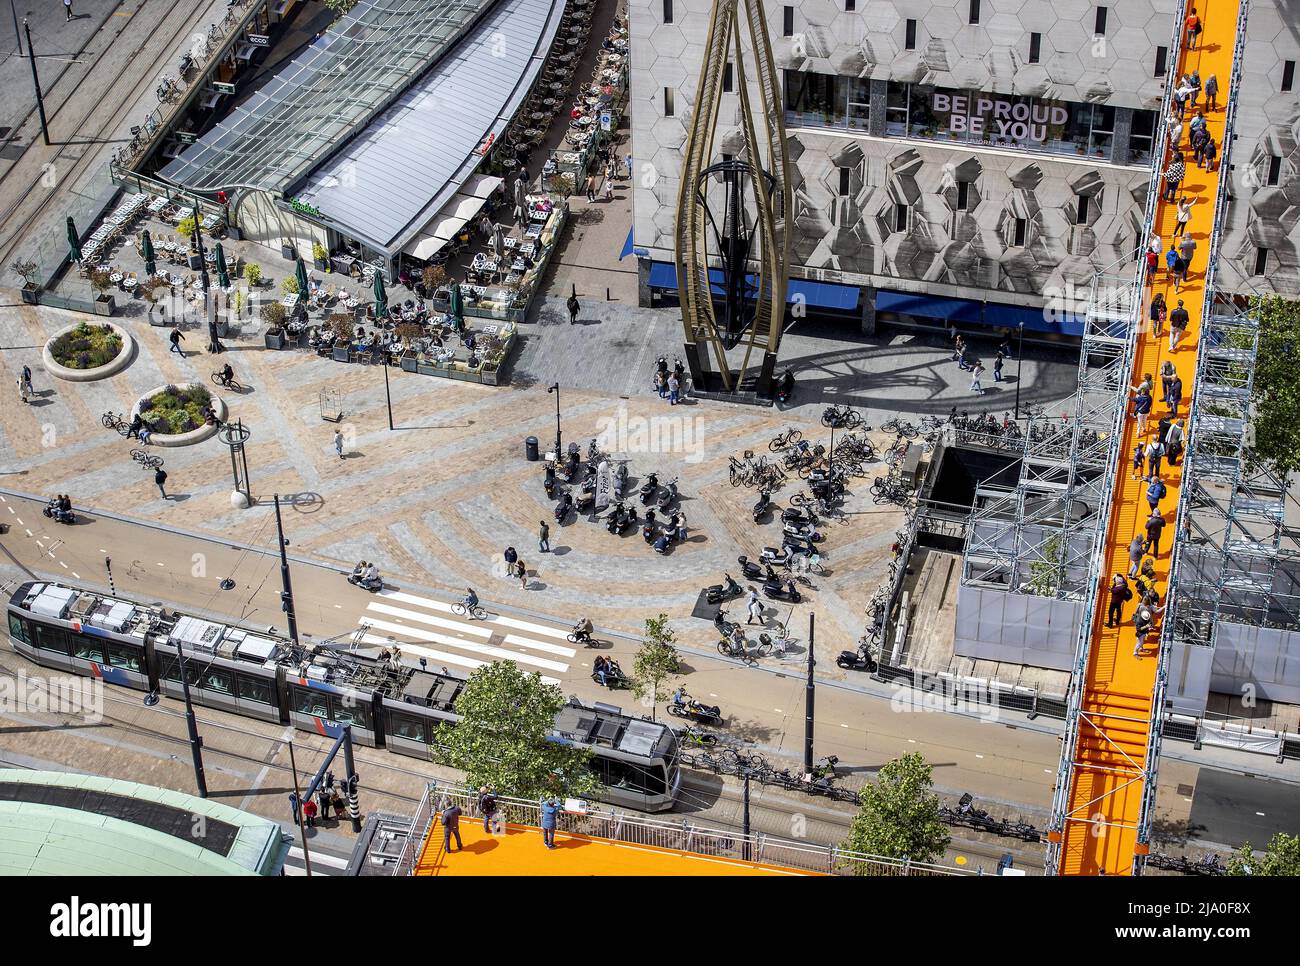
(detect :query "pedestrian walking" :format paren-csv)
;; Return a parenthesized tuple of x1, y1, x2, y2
(303, 797, 318, 828)
(21, 364, 33, 398)
(1175, 198, 1194, 237)
(16, 375, 29, 404)
(1190, 126, 1208, 166)
(1127, 534, 1146, 578)
(538, 520, 550, 553)
(653, 370, 666, 398)
(584, 175, 596, 202)
(1146, 475, 1167, 513)
(1168, 300, 1189, 352)
(1165, 243, 1179, 279)
(1159, 359, 1176, 404)
(1130, 382, 1153, 434)
(540, 797, 560, 849)
(1205, 73, 1219, 111)
(993, 351, 1004, 382)
(1172, 253, 1187, 291)
(1179, 234, 1197, 273)
(1145, 510, 1167, 556)
(479, 788, 500, 834)
(441, 803, 464, 853)
(668, 372, 680, 405)
(1107, 573, 1132, 628)
(334, 429, 344, 459)
(65, 0, 73, 21)
(746, 587, 762, 625)
(1145, 438, 1166, 478)
(169, 326, 185, 356)
(1156, 414, 1172, 446)
(1145, 245, 1159, 278)
(970, 362, 985, 395)
(155, 467, 168, 500)
(1202, 137, 1217, 172)
(1167, 374, 1183, 415)
(515, 558, 528, 589)
(566, 293, 579, 325)
(603, 177, 614, 202)
(1166, 113, 1183, 150)
(1166, 418, 1186, 465)
(1131, 442, 1145, 480)
(1150, 292, 1167, 337)
(953, 334, 968, 368)
(1163, 152, 1185, 203)
(1185, 7, 1202, 49)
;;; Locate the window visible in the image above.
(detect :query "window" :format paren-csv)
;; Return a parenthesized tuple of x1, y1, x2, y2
(1267, 156, 1282, 186)
(330, 695, 372, 730)
(1154, 46, 1168, 77)
(957, 181, 970, 211)
(1130, 110, 1156, 164)
(846, 77, 871, 130)
(237, 674, 276, 705)
(1253, 249, 1269, 276)
(1283, 61, 1296, 93)
(662, 0, 672, 22)
(72, 638, 104, 663)
(1076, 194, 1091, 224)
(723, 62, 733, 93)
(839, 167, 851, 196)
(107, 642, 143, 673)
(905, 19, 916, 50)
(1084, 103, 1115, 158)
(161, 657, 182, 682)
(387, 711, 428, 743)
(783, 5, 794, 36)
(34, 624, 69, 655)
(663, 88, 674, 117)
(1094, 6, 1107, 35)
(783, 69, 849, 128)
(845, 0, 855, 9)
(968, 0, 980, 24)
(1029, 33, 1041, 64)
(200, 667, 233, 695)
(294, 686, 329, 718)
(1013, 217, 1027, 246)
(895, 204, 909, 231)
(8, 613, 30, 645)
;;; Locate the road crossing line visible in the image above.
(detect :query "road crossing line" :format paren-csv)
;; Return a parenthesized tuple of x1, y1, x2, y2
(358, 617, 570, 675)
(378, 589, 573, 640)
(366, 601, 574, 658)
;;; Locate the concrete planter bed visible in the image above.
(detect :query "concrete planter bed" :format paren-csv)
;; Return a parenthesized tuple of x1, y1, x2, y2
(129, 383, 227, 448)
(42, 320, 136, 383)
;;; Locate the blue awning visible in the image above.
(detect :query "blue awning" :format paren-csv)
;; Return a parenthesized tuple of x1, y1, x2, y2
(619, 226, 634, 261)
(646, 261, 859, 311)
(876, 287, 1082, 336)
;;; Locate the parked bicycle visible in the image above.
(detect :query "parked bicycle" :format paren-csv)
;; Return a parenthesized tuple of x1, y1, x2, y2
(768, 428, 803, 452)
(102, 411, 132, 437)
(821, 405, 863, 429)
(130, 449, 164, 470)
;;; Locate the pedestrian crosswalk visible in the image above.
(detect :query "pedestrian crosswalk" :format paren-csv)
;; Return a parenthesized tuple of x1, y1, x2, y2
(352, 589, 576, 684)
(283, 845, 351, 876)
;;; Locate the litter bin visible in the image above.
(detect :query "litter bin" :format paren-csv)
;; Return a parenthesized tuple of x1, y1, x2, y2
(525, 435, 539, 461)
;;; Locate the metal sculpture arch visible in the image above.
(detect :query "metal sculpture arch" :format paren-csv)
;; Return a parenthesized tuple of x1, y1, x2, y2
(673, 0, 790, 395)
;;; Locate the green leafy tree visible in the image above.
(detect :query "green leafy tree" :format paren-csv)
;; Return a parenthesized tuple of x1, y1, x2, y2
(842, 752, 950, 866)
(1225, 832, 1300, 876)
(323, 0, 360, 16)
(631, 613, 681, 719)
(1248, 295, 1300, 475)
(437, 660, 597, 800)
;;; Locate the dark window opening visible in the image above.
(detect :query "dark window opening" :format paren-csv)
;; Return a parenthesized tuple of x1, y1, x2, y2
(783, 6, 794, 36)
(895, 204, 909, 231)
(1029, 33, 1041, 64)
(664, 88, 675, 116)
(1283, 60, 1296, 93)
(1267, 156, 1282, 186)
(1253, 249, 1269, 276)
(723, 62, 733, 92)
(1095, 6, 1108, 35)
(845, 0, 855, 9)
(1155, 46, 1168, 77)
(1077, 195, 1090, 224)
(968, 0, 980, 24)
(957, 181, 970, 211)
(1013, 217, 1027, 247)
(905, 19, 916, 50)
(663, 0, 673, 23)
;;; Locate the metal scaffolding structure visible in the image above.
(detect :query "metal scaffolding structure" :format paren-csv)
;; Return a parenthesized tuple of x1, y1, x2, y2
(961, 272, 1138, 602)
(673, 0, 790, 395)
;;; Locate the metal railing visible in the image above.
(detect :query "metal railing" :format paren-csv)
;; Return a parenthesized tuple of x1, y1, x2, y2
(394, 781, 975, 876)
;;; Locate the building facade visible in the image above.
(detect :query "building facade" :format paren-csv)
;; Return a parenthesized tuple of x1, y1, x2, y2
(629, 0, 1300, 328)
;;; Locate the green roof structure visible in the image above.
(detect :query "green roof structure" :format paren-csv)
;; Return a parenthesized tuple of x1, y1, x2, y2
(0, 770, 288, 876)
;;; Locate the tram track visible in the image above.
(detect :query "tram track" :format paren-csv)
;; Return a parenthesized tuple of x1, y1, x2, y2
(0, 0, 211, 268)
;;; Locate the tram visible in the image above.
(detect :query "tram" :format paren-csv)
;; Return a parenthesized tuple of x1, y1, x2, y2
(6, 580, 681, 812)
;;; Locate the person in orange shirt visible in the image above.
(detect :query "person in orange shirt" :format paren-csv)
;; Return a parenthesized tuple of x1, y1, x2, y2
(1186, 8, 1203, 49)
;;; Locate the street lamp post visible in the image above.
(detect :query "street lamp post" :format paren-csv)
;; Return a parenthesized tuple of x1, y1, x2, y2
(190, 203, 222, 354)
(22, 20, 49, 146)
(804, 612, 816, 773)
(547, 383, 562, 460)
(273, 494, 300, 647)
(1014, 321, 1025, 420)
(382, 356, 394, 431)
(145, 637, 208, 799)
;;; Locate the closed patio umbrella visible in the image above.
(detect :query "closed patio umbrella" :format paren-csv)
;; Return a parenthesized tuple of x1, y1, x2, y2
(373, 269, 388, 320)
(214, 242, 229, 289)
(66, 216, 82, 263)
(448, 279, 463, 328)
(492, 223, 504, 259)
(141, 230, 156, 277)
(295, 256, 310, 299)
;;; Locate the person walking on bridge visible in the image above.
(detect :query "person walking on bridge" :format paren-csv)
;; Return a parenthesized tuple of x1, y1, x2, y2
(1145, 510, 1167, 557)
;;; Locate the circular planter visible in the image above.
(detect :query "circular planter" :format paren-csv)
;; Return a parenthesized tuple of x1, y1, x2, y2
(42, 320, 135, 382)
(129, 383, 227, 448)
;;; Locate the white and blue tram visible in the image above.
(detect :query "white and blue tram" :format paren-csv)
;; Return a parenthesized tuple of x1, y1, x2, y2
(6, 580, 681, 812)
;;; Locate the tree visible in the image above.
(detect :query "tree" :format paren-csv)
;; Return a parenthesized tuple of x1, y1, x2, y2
(243, 263, 262, 287)
(259, 301, 286, 329)
(842, 752, 950, 866)
(437, 660, 597, 800)
(1247, 295, 1300, 475)
(1225, 832, 1300, 876)
(323, 0, 359, 16)
(631, 613, 681, 719)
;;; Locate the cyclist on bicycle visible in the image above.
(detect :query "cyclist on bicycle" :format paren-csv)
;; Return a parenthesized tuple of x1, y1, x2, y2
(727, 625, 746, 654)
(463, 587, 479, 612)
(572, 616, 593, 644)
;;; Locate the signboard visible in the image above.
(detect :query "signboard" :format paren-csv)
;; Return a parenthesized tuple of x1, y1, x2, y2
(176, 131, 197, 144)
(477, 131, 496, 156)
(931, 92, 1068, 146)
(212, 81, 236, 95)
(599, 111, 612, 132)
(247, 33, 270, 47)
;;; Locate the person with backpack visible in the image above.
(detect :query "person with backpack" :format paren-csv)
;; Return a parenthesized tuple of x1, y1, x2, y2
(503, 545, 518, 576)
(1107, 573, 1132, 629)
(1166, 418, 1186, 466)
(1145, 437, 1166, 478)
(155, 467, 169, 500)
(1146, 475, 1167, 513)
(1185, 7, 1202, 49)
(1145, 510, 1167, 556)
(566, 293, 580, 325)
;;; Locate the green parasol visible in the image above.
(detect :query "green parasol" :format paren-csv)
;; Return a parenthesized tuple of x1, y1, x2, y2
(66, 216, 82, 263)
(295, 256, 310, 299)
(141, 230, 156, 277)
(373, 268, 388, 320)
(448, 279, 463, 328)
(214, 243, 230, 289)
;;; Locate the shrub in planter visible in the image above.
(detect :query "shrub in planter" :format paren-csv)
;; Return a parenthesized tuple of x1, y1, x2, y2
(422, 265, 448, 294)
(141, 384, 211, 435)
(282, 276, 299, 296)
(176, 215, 204, 242)
(244, 263, 263, 287)
(260, 301, 287, 330)
(312, 241, 329, 271)
(328, 313, 355, 344)
(49, 322, 123, 370)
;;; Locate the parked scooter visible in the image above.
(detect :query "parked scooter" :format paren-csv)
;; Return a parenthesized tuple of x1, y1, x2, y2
(554, 492, 573, 523)
(760, 544, 797, 568)
(543, 463, 557, 498)
(737, 555, 778, 583)
(782, 505, 817, 526)
(575, 491, 595, 514)
(657, 477, 679, 512)
(763, 578, 803, 603)
(705, 573, 743, 605)
(606, 502, 635, 534)
(837, 645, 878, 672)
(639, 472, 659, 504)
(776, 368, 794, 404)
(752, 489, 772, 522)
(783, 521, 824, 543)
(612, 463, 628, 499)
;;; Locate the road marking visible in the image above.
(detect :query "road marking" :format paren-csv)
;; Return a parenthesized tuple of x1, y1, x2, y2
(15, 517, 22, 525)
(59, 562, 67, 569)
(356, 633, 560, 684)
(71, 573, 80, 579)
(907, 738, 916, 743)
(359, 618, 569, 673)
(840, 723, 847, 727)
(774, 708, 783, 713)
(5, 506, 12, 513)
(975, 754, 984, 759)
(157, 562, 165, 567)
(24, 529, 32, 537)
(378, 590, 571, 640)
(709, 693, 717, 697)
(1184, 797, 1193, 803)
(99, 549, 106, 553)
(367, 601, 491, 639)
(334, 604, 342, 608)
(1256, 811, 1266, 817)
(35, 540, 43, 548)
(288, 847, 348, 869)
(500, 633, 575, 658)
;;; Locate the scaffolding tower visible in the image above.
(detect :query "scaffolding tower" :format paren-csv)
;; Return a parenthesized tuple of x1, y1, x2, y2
(962, 272, 1138, 602)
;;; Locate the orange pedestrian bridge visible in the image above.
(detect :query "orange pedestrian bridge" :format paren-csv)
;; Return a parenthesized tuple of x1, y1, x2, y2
(1047, 0, 1249, 875)
(391, 784, 974, 877)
